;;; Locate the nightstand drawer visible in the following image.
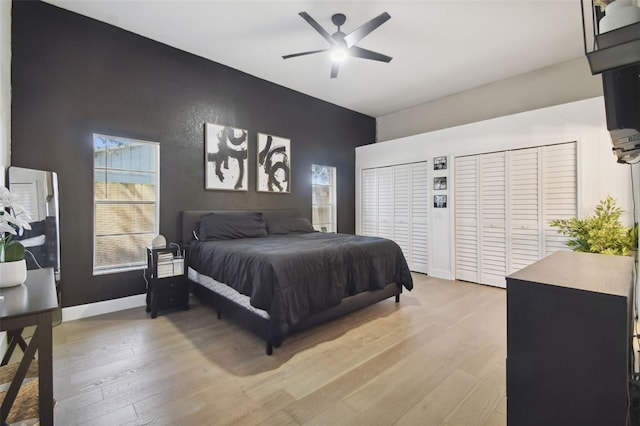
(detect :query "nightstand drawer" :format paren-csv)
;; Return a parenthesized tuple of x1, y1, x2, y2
(153, 291, 187, 310)
(155, 279, 184, 295)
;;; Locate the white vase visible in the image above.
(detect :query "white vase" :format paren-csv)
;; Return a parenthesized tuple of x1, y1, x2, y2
(599, 0, 640, 33)
(0, 259, 27, 288)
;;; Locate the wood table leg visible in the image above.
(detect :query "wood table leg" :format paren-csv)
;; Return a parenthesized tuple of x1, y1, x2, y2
(37, 312, 53, 426)
(1, 328, 38, 424)
(1, 329, 26, 366)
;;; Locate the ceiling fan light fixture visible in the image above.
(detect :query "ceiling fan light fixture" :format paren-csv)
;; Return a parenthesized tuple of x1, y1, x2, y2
(283, 11, 392, 78)
(330, 47, 348, 62)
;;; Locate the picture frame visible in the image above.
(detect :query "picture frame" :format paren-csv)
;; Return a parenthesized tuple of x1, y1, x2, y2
(433, 156, 447, 170)
(257, 133, 291, 193)
(434, 194, 447, 208)
(434, 176, 447, 190)
(204, 123, 249, 191)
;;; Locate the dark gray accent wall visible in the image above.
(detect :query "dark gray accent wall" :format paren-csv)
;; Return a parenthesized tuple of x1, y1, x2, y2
(11, 1, 375, 307)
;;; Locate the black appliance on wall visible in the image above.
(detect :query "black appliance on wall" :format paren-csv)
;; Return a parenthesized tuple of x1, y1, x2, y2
(603, 64, 640, 163)
(580, 0, 640, 163)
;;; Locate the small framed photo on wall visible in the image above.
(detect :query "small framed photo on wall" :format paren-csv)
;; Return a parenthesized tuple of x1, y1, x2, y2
(434, 176, 447, 190)
(434, 195, 447, 208)
(433, 156, 447, 170)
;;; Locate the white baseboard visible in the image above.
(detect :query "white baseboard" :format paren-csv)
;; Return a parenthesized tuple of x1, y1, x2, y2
(429, 268, 453, 280)
(62, 294, 146, 322)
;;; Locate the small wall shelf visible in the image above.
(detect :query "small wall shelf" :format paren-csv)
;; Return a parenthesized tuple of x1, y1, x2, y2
(586, 22, 640, 74)
(581, 0, 640, 74)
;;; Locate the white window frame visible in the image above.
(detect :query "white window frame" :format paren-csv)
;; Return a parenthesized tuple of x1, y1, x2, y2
(93, 133, 160, 275)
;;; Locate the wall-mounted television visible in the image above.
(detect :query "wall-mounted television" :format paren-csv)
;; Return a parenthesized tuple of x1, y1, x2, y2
(603, 64, 640, 163)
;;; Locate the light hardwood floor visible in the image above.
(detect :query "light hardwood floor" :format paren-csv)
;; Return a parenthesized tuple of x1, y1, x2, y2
(51, 273, 507, 425)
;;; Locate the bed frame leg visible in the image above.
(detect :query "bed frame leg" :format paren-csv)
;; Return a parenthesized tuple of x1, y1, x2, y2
(215, 298, 221, 319)
(266, 342, 273, 356)
(395, 293, 400, 303)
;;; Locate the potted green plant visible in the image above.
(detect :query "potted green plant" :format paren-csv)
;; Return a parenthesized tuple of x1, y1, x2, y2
(549, 195, 637, 256)
(0, 186, 32, 287)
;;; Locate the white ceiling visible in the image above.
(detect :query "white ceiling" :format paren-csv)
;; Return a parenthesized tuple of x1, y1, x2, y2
(44, 0, 586, 117)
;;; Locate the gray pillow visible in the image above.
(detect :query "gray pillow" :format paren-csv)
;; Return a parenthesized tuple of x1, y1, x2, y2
(196, 212, 268, 240)
(266, 216, 315, 234)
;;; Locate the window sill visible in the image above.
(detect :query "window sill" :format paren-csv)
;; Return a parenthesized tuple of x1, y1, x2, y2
(93, 264, 145, 276)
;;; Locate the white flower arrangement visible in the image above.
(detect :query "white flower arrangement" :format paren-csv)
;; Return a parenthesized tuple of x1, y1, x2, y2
(0, 186, 32, 262)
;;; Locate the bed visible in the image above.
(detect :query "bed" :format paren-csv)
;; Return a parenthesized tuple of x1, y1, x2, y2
(181, 210, 413, 355)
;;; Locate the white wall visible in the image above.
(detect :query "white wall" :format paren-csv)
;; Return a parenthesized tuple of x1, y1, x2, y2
(357, 97, 632, 280)
(377, 57, 603, 143)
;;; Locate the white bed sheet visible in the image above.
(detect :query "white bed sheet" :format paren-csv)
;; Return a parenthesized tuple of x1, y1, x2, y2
(188, 266, 270, 319)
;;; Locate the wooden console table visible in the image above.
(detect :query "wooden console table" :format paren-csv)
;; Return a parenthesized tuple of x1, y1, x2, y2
(0, 268, 57, 426)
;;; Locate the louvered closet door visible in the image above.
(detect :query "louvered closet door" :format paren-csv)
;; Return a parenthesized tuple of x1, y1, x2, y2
(455, 143, 577, 286)
(455, 156, 479, 283)
(393, 164, 411, 260)
(479, 152, 507, 287)
(542, 142, 577, 255)
(508, 148, 542, 274)
(377, 167, 394, 240)
(410, 162, 429, 274)
(361, 168, 378, 237)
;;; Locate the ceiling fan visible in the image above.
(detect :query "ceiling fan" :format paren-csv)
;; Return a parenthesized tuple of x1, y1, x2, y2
(283, 11, 392, 79)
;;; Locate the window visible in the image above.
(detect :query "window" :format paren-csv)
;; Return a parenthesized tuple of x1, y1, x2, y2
(93, 134, 159, 274)
(311, 165, 336, 232)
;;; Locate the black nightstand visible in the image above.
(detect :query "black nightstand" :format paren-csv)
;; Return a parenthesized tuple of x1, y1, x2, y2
(145, 246, 189, 318)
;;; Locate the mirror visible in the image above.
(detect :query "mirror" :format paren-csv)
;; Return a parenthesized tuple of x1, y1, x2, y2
(8, 166, 61, 282)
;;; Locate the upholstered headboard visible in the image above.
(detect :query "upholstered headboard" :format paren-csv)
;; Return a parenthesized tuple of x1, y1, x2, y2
(180, 209, 301, 246)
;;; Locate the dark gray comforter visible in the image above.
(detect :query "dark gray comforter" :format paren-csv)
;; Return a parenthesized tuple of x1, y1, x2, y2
(188, 232, 413, 344)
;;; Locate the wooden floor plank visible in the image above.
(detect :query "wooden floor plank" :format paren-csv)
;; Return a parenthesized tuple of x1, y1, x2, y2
(52, 273, 507, 425)
(284, 323, 448, 423)
(394, 368, 480, 426)
(444, 364, 506, 426)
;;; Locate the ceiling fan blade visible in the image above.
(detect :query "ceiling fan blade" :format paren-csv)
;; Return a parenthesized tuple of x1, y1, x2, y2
(349, 46, 392, 63)
(298, 12, 336, 46)
(331, 62, 340, 79)
(343, 12, 391, 48)
(282, 49, 328, 60)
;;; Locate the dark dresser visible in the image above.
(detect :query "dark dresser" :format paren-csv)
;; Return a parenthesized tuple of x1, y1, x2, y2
(506, 251, 635, 426)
